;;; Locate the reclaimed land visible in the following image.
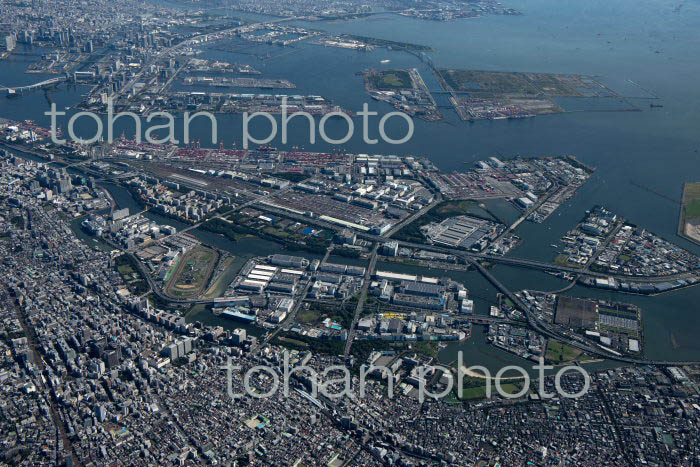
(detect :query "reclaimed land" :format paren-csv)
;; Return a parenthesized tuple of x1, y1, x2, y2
(679, 182, 700, 246)
(393, 200, 497, 244)
(344, 34, 432, 52)
(366, 69, 412, 90)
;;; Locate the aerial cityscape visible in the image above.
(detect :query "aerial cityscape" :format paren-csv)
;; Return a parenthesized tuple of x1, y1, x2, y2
(1, 0, 700, 465)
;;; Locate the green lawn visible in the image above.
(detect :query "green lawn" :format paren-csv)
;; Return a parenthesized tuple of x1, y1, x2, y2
(412, 341, 439, 359)
(681, 182, 700, 221)
(277, 337, 309, 348)
(381, 73, 408, 87)
(546, 340, 583, 364)
(600, 324, 638, 338)
(684, 182, 700, 197)
(117, 265, 135, 276)
(369, 70, 412, 90)
(297, 309, 320, 324)
(459, 383, 521, 400)
(684, 200, 700, 219)
(433, 200, 478, 217)
(264, 227, 289, 238)
(554, 254, 583, 268)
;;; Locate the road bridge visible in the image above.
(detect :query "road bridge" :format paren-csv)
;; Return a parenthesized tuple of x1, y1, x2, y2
(466, 316, 518, 325)
(1, 76, 66, 94)
(250, 201, 698, 283)
(92, 175, 700, 366)
(469, 258, 700, 366)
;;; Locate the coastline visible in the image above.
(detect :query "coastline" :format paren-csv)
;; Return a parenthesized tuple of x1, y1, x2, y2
(678, 182, 700, 247)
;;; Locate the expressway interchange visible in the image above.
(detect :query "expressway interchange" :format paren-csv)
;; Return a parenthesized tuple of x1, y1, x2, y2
(111, 171, 700, 366)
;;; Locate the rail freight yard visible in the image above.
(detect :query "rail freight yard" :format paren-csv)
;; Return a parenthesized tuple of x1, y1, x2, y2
(5, 0, 700, 465)
(4, 124, 594, 238)
(436, 69, 633, 120)
(4, 122, 699, 357)
(262, 167, 438, 235)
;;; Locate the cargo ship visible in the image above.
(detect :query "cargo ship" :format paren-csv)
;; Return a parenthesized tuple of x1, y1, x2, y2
(219, 308, 257, 323)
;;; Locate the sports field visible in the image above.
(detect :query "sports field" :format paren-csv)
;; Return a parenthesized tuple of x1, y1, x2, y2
(165, 246, 219, 299)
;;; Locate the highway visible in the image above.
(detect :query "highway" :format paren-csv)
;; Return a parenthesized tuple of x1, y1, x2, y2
(248, 201, 699, 283)
(103, 174, 700, 366)
(470, 258, 700, 366)
(117, 17, 297, 100)
(383, 193, 443, 238)
(0, 76, 66, 93)
(250, 243, 328, 352)
(344, 244, 379, 356)
(127, 180, 301, 253)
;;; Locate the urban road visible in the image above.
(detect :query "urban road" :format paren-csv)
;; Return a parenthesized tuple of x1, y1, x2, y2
(252, 202, 700, 365)
(105, 180, 700, 366)
(9, 128, 698, 365)
(344, 243, 379, 357)
(118, 16, 298, 100)
(37, 149, 691, 283)
(470, 259, 700, 366)
(254, 202, 697, 283)
(5, 293, 81, 466)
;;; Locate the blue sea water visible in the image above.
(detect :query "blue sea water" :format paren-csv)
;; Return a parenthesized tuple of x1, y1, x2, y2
(1, 0, 700, 361)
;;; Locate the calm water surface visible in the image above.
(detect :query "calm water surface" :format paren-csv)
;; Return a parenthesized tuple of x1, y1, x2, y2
(2, 0, 699, 363)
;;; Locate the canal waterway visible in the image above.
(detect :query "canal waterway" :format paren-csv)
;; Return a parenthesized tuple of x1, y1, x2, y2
(2, 0, 700, 366)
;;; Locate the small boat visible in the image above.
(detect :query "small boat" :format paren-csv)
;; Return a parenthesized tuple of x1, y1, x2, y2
(550, 244, 559, 248)
(380, 59, 390, 64)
